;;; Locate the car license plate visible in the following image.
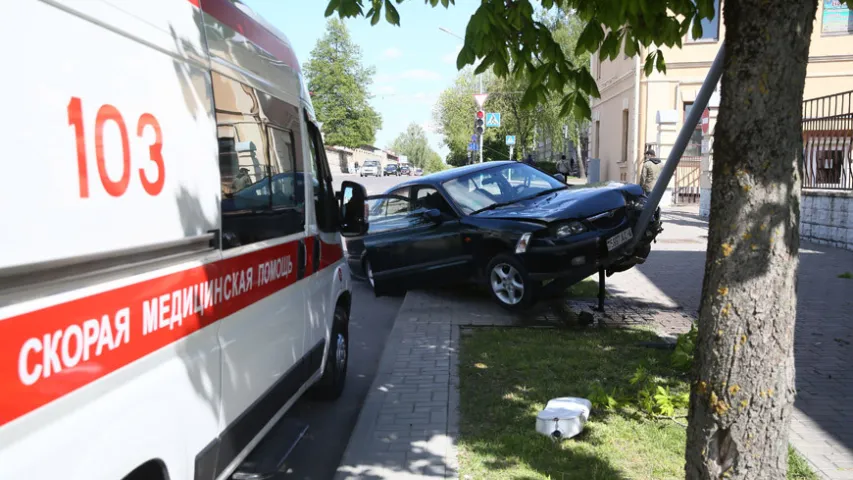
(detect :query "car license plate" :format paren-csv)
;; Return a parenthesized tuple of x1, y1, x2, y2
(607, 228, 633, 251)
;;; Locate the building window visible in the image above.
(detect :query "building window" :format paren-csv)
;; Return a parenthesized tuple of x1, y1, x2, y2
(688, 0, 720, 42)
(621, 109, 629, 164)
(683, 102, 704, 157)
(595, 53, 601, 80)
(822, 0, 853, 35)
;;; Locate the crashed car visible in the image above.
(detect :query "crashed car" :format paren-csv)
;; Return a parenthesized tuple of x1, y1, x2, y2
(344, 161, 663, 310)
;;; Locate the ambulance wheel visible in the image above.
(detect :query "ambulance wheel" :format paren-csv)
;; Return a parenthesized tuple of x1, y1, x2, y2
(311, 305, 348, 400)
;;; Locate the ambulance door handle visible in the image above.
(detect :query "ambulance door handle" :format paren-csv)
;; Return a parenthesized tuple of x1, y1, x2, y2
(297, 239, 306, 280)
(312, 236, 321, 273)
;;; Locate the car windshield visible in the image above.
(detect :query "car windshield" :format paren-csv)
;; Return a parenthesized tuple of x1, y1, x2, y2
(442, 163, 566, 215)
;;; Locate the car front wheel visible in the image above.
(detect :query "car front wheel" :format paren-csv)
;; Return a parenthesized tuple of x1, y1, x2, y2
(486, 254, 535, 310)
(365, 258, 375, 289)
(310, 304, 349, 400)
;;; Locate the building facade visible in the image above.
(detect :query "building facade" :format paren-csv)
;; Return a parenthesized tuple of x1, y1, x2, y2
(589, 0, 853, 201)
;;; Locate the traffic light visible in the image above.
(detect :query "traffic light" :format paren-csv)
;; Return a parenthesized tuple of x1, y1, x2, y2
(474, 110, 485, 135)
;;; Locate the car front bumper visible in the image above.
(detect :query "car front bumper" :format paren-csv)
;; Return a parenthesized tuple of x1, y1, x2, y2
(523, 215, 663, 283)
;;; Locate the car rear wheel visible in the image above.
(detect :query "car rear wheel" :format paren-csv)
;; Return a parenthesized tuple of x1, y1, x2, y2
(486, 254, 535, 310)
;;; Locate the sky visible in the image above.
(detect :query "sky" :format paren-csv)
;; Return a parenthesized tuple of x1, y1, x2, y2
(242, 0, 483, 158)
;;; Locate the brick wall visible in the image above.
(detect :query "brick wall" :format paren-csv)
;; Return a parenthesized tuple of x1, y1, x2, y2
(801, 190, 853, 251)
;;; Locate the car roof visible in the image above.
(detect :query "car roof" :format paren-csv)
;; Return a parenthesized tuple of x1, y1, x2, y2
(392, 161, 515, 189)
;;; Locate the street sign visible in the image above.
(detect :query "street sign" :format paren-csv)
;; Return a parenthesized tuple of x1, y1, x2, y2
(471, 134, 479, 143)
(505, 135, 516, 145)
(468, 142, 479, 151)
(701, 108, 710, 134)
(485, 112, 501, 128)
(473, 93, 489, 109)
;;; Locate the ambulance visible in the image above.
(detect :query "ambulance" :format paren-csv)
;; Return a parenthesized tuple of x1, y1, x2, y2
(0, 1, 370, 479)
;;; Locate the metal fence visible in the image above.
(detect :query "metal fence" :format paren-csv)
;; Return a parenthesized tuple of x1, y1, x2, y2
(673, 156, 702, 205)
(802, 90, 853, 191)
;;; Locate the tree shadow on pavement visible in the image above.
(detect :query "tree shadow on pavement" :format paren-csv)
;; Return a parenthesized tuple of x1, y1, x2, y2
(615, 243, 853, 464)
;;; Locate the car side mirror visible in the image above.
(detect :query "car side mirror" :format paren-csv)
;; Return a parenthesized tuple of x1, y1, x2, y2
(423, 208, 442, 223)
(553, 173, 566, 183)
(339, 181, 369, 237)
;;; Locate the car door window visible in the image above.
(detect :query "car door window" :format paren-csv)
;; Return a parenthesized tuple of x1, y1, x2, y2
(366, 191, 432, 234)
(415, 187, 455, 216)
(385, 187, 411, 216)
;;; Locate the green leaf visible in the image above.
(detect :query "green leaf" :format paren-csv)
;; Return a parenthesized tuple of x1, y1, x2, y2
(624, 35, 638, 58)
(600, 30, 619, 61)
(573, 94, 591, 120)
(456, 46, 474, 69)
(338, 0, 363, 17)
(691, 17, 704, 40)
(384, 0, 400, 25)
(559, 94, 575, 118)
(521, 85, 539, 108)
(493, 53, 510, 77)
(643, 52, 655, 76)
(474, 53, 495, 75)
(529, 64, 549, 88)
(575, 21, 604, 56)
(324, 0, 340, 17)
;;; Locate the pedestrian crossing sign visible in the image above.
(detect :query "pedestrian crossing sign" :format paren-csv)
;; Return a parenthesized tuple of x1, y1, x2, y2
(485, 112, 501, 128)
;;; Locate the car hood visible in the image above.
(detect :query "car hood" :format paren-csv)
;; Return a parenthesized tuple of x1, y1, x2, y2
(474, 183, 643, 223)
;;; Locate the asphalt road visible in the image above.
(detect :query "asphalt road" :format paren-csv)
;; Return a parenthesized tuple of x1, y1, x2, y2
(275, 280, 405, 480)
(333, 172, 411, 195)
(265, 173, 407, 479)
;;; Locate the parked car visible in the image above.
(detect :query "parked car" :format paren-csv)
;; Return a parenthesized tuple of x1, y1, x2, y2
(361, 160, 381, 177)
(400, 164, 412, 176)
(344, 161, 663, 310)
(414, 168, 423, 176)
(383, 163, 400, 176)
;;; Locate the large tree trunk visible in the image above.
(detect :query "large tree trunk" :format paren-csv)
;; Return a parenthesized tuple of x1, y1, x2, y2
(685, 0, 817, 478)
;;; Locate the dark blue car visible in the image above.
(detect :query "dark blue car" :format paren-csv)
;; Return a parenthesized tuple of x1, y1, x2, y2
(344, 161, 662, 310)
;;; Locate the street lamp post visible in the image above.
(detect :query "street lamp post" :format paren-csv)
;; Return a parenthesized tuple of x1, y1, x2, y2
(439, 26, 484, 163)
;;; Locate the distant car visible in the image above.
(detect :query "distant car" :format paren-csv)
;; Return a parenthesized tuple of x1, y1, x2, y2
(400, 164, 412, 176)
(361, 161, 381, 177)
(414, 168, 423, 176)
(383, 163, 400, 176)
(344, 161, 663, 310)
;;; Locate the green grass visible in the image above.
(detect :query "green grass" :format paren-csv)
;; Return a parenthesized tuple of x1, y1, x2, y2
(788, 446, 820, 480)
(566, 277, 602, 299)
(457, 328, 819, 480)
(839, 272, 853, 279)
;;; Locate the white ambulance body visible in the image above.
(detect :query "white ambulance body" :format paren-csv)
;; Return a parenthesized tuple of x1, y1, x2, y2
(0, 1, 361, 479)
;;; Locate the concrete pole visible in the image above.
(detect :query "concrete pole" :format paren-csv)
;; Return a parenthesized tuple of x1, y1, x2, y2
(629, 43, 726, 250)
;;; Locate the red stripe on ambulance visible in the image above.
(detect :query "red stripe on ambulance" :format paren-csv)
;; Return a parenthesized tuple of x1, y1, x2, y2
(0, 238, 345, 428)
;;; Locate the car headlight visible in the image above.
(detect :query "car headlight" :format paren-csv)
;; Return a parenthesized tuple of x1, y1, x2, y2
(515, 232, 532, 254)
(555, 221, 587, 238)
(627, 197, 647, 211)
